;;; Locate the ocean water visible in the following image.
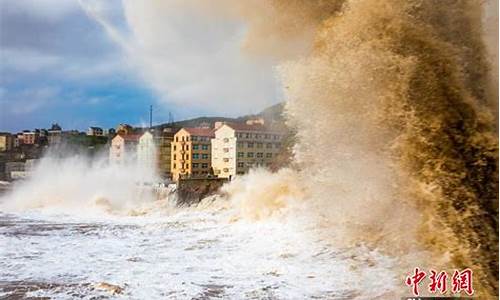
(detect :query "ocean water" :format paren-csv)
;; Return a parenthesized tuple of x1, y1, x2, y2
(0, 206, 398, 299)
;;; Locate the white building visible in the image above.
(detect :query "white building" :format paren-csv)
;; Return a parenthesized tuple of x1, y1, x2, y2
(87, 126, 104, 136)
(211, 122, 283, 179)
(137, 131, 157, 173)
(109, 134, 140, 165)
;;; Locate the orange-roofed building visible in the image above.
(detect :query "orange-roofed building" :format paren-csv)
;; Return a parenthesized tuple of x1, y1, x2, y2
(171, 127, 214, 181)
(109, 133, 141, 165)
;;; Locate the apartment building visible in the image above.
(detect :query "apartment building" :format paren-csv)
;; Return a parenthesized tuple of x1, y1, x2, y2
(109, 134, 140, 165)
(171, 128, 214, 181)
(0, 133, 13, 152)
(211, 122, 283, 179)
(156, 128, 175, 180)
(137, 131, 156, 172)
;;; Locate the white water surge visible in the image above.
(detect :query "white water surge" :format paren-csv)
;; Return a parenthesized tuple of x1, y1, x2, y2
(0, 155, 400, 299)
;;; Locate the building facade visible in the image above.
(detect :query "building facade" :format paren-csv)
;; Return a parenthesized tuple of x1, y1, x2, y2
(109, 134, 140, 165)
(171, 128, 214, 181)
(22, 131, 37, 145)
(47, 123, 62, 146)
(87, 127, 104, 136)
(137, 131, 156, 172)
(211, 123, 283, 179)
(0, 133, 13, 152)
(156, 128, 175, 180)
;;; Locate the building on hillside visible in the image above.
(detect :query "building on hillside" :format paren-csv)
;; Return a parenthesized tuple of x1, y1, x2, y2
(87, 126, 104, 136)
(116, 124, 133, 135)
(22, 131, 38, 145)
(0, 133, 13, 152)
(156, 128, 175, 180)
(171, 127, 214, 181)
(109, 134, 140, 165)
(211, 122, 284, 179)
(108, 128, 116, 136)
(48, 123, 62, 146)
(137, 131, 156, 172)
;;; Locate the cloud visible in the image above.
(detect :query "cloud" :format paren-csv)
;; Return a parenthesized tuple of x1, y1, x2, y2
(1, 86, 60, 115)
(81, 0, 281, 116)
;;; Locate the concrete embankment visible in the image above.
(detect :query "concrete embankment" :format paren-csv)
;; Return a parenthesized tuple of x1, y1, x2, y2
(176, 178, 228, 206)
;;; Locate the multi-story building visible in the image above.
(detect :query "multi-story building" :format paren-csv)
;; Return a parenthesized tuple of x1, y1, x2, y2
(211, 122, 284, 179)
(87, 126, 104, 136)
(47, 123, 62, 146)
(156, 128, 175, 180)
(0, 133, 13, 152)
(137, 131, 156, 172)
(22, 131, 38, 145)
(109, 134, 140, 165)
(171, 127, 214, 181)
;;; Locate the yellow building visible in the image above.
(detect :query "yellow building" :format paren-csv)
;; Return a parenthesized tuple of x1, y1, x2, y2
(155, 128, 175, 180)
(0, 133, 13, 152)
(171, 128, 214, 181)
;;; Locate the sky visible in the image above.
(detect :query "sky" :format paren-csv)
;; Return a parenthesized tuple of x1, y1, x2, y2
(0, 0, 280, 133)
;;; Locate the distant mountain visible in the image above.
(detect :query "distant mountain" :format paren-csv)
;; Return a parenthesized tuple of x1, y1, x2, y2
(153, 102, 286, 130)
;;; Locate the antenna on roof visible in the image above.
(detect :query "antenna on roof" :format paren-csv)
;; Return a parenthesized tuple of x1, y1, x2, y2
(149, 105, 153, 129)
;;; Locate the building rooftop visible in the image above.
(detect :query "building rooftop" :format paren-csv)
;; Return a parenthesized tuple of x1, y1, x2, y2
(220, 122, 283, 133)
(183, 127, 215, 137)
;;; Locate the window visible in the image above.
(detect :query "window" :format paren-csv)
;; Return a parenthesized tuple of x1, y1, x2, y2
(223, 168, 229, 172)
(173, 163, 176, 169)
(273, 135, 280, 140)
(223, 138, 229, 143)
(173, 154, 176, 160)
(201, 163, 208, 169)
(202, 154, 209, 159)
(247, 142, 254, 148)
(257, 152, 263, 158)
(245, 133, 250, 138)
(237, 142, 244, 147)
(186, 145, 189, 151)
(266, 153, 273, 158)
(257, 143, 263, 148)
(223, 148, 229, 153)
(264, 134, 270, 139)
(192, 136, 198, 141)
(275, 143, 281, 148)
(174, 145, 176, 151)
(193, 153, 199, 159)
(266, 143, 272, 149)
(237, 152, 244, 158)
(193, 163, 199, 168)
(223, 158, 229, 162)
(202, 145, 209, 150)
(247, 152, 254, 158)
(237, 162, 244, 168)
(193, 144, 199, 150)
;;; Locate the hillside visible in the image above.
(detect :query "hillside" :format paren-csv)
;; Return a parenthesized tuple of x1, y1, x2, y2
(153, 102, 286, 130)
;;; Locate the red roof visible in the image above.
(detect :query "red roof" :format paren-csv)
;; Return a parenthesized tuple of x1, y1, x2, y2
(183, 127, 215, 137)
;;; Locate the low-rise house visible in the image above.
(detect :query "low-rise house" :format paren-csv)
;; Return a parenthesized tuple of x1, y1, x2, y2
(171, 127, 214, 181)
(109, 134, 140, 165)
(87, 127, 104, 136)
(211, 121, 284, 179)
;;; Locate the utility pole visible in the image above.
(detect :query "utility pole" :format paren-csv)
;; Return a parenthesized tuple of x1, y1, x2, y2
(149, 105, 153, 129)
